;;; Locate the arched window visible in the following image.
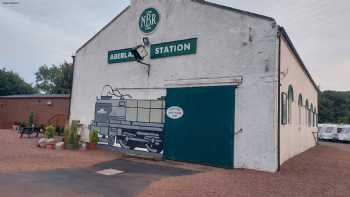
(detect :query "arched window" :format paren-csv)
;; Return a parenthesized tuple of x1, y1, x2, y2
(310, 103, 313, 127)
(313, 107, 317, 127)
(298, 94, 303, 125)
(281, 92, 288, 125)
(288, 85, 294, 124)
(305, 99, 309, 127)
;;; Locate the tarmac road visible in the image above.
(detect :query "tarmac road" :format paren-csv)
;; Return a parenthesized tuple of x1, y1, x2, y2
(0, 159, 198, 197)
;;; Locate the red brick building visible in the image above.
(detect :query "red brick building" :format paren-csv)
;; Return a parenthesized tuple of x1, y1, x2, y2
(0, 94, 70, 129)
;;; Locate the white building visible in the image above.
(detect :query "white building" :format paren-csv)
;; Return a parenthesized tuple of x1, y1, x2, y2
(70, 0, 319, 172)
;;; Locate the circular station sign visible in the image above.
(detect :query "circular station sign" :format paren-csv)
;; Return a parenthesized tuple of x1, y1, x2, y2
(166, 106, 184, 120)
(139, 7, 160, 34)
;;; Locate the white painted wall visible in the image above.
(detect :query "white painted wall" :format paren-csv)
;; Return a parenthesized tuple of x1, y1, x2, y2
(279, 36, 318, 164)
(71, 0, 279, 172)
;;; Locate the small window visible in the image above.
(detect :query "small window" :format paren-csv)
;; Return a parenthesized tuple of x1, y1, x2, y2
(281, 93, 288, 125)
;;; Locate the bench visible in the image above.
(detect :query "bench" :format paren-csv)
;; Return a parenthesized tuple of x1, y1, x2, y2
(19, 127, 42, 138)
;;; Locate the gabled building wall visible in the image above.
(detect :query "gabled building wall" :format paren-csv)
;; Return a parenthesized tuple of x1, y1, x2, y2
(71, 0, 280, 171)
(279, 34, 318, 164)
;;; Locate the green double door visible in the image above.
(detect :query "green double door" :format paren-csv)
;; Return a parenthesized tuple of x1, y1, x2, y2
(164, 86, 235, 168)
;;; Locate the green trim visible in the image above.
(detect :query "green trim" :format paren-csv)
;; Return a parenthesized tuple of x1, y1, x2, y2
(150, 38, 197, 59)
(108, 48, 135, 64)
(298, 94, 303, 106)
(288, 85, 294, 102)
(139, 8, 160, 34)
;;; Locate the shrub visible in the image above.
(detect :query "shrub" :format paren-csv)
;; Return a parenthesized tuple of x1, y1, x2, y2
(19, 121, 26, 128)
(45, 125, 55, 139)
(63, 124, 70, 145)
(70, 121, 79, 147)
(90, 129, 99, 144)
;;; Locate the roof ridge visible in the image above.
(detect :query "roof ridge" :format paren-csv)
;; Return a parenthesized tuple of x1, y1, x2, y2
(191, 0, 275, 22)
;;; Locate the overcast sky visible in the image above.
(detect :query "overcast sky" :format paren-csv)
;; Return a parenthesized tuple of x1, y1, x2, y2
(0, 0, 349, 91)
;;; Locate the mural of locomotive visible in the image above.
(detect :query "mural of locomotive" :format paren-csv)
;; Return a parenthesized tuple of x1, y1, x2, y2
(89, 86, 165, 154)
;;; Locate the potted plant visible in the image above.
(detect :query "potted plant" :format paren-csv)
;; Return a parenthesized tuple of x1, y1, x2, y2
(89, 129, 99, 150)
(64, 121, 79, 150)
(45, 125, 55, 149)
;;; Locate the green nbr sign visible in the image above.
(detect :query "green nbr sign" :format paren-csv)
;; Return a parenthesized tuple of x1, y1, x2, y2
(139, 8, 160, 34)
(108, 48, 135, 64)
(151, 38, 197, 59)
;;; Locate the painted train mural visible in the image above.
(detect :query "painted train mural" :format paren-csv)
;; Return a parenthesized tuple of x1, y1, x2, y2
(89, 86, 165, 154)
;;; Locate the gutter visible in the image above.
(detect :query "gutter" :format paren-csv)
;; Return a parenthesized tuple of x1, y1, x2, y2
(67, 55, 75, 122)
(277, 31, 282, 172)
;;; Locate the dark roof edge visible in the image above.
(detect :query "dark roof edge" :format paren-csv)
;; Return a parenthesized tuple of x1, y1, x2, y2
(75, 6, 131, 54)
(278, 26, 320, 93)
(191, 0, 275, 22)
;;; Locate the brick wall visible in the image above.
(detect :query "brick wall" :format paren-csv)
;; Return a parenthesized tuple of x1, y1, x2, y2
(0, 96, 70, 129)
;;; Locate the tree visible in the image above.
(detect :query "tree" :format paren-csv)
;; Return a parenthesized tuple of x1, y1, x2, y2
(319, 91, 350, 124)
(35, 62, 73, 94)
(0, 68, 37, 96)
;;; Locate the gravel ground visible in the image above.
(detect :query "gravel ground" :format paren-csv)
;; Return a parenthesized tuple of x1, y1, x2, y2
(0, 129, 120, 173)
(139, 143, 350, 197)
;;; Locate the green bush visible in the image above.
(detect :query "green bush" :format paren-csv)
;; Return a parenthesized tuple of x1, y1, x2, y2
(19, 121, 26, 128)
(70, 121, 79, 148)
(45, 125, 55, 139)
(90, 129, 99, 144)
(63, 124, 70, 145)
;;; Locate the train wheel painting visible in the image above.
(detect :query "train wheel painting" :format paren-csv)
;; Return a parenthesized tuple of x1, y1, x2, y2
(145, 141, 163, 153)
(108, 136, 115, 146)
(118, 136, 135, 150)
(90, 86, 165, 155)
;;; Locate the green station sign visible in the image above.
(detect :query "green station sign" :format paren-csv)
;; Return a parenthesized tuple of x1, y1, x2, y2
(139, 8, 160, 34)
(108, 48, 135, 64)
(150, 38, 197, 59)
(107, 38, 198, 64)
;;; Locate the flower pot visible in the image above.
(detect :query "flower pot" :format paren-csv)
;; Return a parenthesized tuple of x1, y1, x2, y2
(88, 143, 97, 150)
(46, 144, 54, 150)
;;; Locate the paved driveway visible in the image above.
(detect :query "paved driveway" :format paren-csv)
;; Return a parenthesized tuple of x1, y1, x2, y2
(0, 159, 198, 197)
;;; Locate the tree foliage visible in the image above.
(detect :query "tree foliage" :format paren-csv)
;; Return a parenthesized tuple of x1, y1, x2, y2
(319, 91, 350, 124)
(35, 62, 73, 94)
(0, 68, 37, 96)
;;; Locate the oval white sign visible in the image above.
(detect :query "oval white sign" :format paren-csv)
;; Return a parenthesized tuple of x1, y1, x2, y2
(166, 106, 184, 119)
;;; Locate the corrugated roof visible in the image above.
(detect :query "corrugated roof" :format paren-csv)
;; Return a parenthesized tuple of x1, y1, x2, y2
(0, 94, 70, 99)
